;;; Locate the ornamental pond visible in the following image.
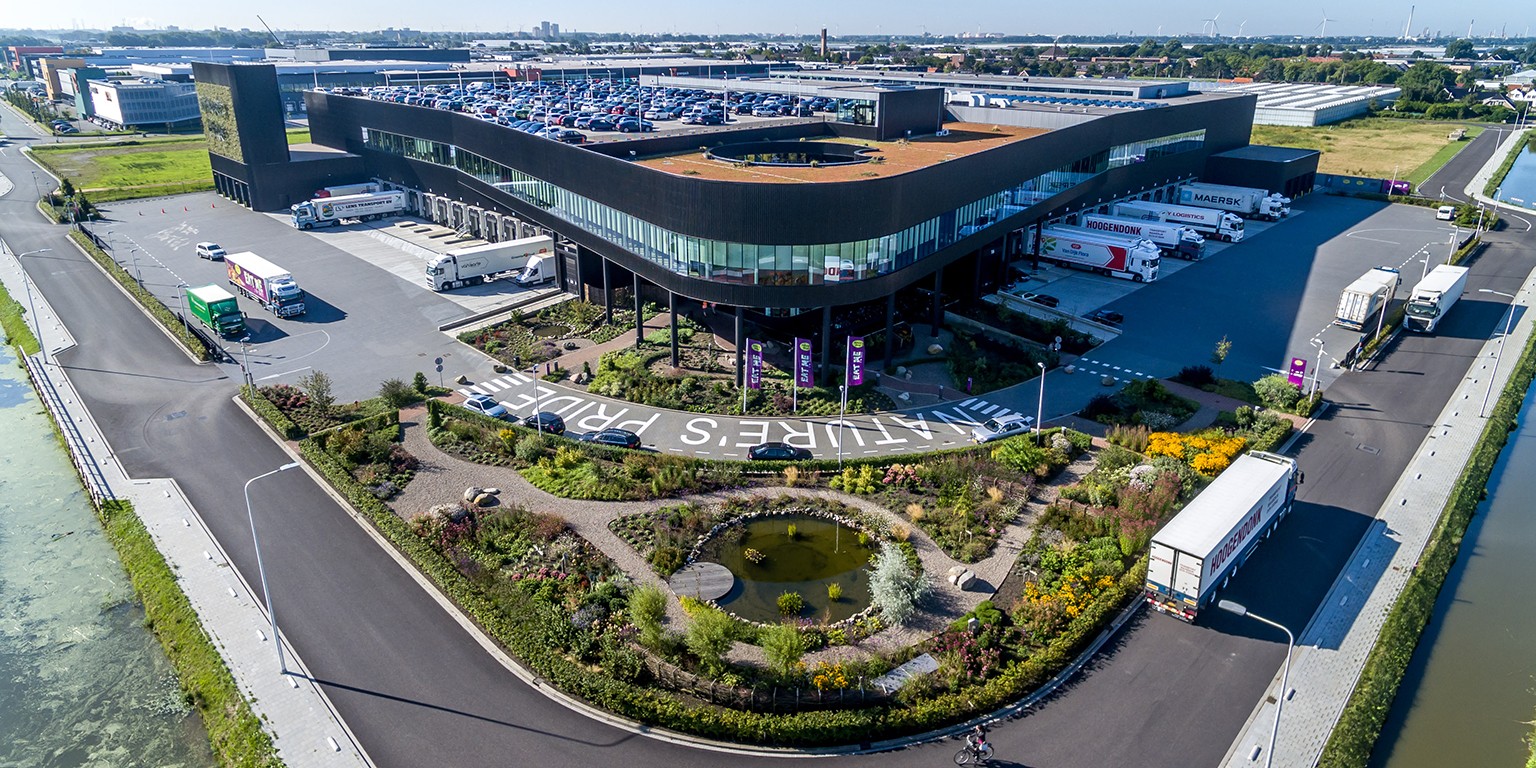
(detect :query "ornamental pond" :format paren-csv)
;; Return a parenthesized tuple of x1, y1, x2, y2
(696, 513, 877, 625)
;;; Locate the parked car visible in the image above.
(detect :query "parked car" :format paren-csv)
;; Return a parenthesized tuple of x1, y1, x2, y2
(576, 428, 642, 449)
(521, 411, 566, 435)
(969, 414, 1035, 443)
(195, 241, 227, 261)
(746, 442, 812, 461)
(461, 394, 510, 420)
(552, 130, 586, 144)
(1436, 205, 1456, 221)
(1086, 309, 1124, 326)
(1022, 292, 1060, 308)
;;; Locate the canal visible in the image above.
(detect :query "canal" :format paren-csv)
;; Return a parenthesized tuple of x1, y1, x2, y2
(1494, 134, 1536, 211)
(1372, 375, 1536, 767)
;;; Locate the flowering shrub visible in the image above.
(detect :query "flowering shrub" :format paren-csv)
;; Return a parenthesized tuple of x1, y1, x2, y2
(743, 547, 765, 564)
(829, 465, 879, 494)
(1014, 572, 1117, 637)
(810, 661, 849, 691)
(931, 629, 1004, 682)
(1146, 430, 1247, 476)
(881, 463, 921, 488)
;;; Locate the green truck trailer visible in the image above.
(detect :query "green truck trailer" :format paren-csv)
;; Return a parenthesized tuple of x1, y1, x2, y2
(185, 284, 245, 337)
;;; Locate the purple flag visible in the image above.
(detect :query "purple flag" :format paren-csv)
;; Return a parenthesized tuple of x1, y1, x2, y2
(794, 337, 814, 388)
(846, 336, 866, 387)
(746, 339, 764, 390)
(1288, 357, 1307, 388)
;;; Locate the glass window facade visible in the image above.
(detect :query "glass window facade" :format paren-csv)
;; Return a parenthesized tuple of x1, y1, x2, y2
(362, 126, 1204, 287)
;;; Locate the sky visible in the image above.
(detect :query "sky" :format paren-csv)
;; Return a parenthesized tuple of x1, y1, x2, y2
(7, 0, 1532, 40)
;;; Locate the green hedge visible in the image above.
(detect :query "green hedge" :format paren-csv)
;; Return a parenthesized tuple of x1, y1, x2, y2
(297, 420, 1135, 745)
(98, 500, 282, 768)
(310, 408, 399, 445)
(241, 386, 305, 440)
(1319, 324, 1536, 767)
(69, 230, 211, 361)
(1484, 130, 1534, 199)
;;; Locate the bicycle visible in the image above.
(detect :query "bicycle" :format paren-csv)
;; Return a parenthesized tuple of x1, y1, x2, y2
(953, 739, 994, 765)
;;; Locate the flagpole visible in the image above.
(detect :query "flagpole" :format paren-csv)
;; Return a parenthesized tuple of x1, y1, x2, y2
(838, 337, 849, 468)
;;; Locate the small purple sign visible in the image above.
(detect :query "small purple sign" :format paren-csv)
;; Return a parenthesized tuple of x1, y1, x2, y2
(1381, 179, 1412, 196)
(847, 336, 866, 387)
(1288, 357, 1308, 388)
(746, 339, 764, 390)
(794, 337, 814, 388)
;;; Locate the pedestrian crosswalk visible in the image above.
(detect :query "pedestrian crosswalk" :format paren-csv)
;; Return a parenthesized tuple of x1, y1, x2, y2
(457, 372, 533, 397)
(1073, 358, 1154, 382)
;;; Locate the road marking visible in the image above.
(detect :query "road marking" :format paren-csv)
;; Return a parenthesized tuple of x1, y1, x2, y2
(256, 366, 311, 382)
(960, 398, 976, 407)
(509, 373, 531, 384)
(480, 379, 506, 392)
(466, 384, 489, 395)
(457, 388, 473, 397)
(978, 404, 999, 415)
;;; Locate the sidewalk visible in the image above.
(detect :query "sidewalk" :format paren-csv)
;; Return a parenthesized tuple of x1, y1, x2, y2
(1217, 257, 1536, 768)
(1, 240, 370, 768)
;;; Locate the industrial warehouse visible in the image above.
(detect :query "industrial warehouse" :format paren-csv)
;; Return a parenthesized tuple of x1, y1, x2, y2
(196, 61, 1317, 381)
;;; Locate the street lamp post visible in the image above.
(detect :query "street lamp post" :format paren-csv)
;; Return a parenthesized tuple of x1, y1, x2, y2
(176, 282, 189, 334)
(1035, 362, 1046, 444)
(1478, 288, 1517, 417)
(1311, 339, 1325, 396)
(244, 462, 302, 674)
(16, 249, 54, 362)
(240, 336, 252, 387)
(530, 364, 543, 433)
(1218, 600, 1294, 768)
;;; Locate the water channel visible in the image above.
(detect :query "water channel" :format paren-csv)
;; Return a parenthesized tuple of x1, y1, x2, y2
(0, 346, 212, 766)
(1372, 376, 1536, 767)
(1493, 136, 1536, 211)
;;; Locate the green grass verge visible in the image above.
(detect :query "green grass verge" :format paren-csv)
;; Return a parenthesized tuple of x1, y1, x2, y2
(68, 230, 212, 361)
(0, 279, 42, 355)
(98, 500, 283, 768)
(1484, 131, 1535, 199)
(1318, 320, 1536, 767)
(1404, 126, 1485, 186)
(286, 129, 310, 144)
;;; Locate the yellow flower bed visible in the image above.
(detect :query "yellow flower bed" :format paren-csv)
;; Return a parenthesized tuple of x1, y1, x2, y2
(1146, 430, 1247, 477)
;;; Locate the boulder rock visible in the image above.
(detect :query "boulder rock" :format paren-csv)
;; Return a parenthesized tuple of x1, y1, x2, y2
(926, 344, 944, 356)
(462, 487, 482, 503)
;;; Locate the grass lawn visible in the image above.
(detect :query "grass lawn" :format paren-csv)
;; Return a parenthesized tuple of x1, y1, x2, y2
(286, 128, 311, 144)
(29, 128, 313, 202)
(1250, 118, 1477, 180)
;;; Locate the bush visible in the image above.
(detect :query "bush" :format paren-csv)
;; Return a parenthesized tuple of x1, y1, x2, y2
(1174, 365, 1215, 387)
(777, 590, 806, 617)
(630, 585, 667, 649)
(379, 378, 418, 408)
(1254, 374, 1303, 411)
(241, 385, 305, 440)
(760, 623, 808, 677)
(685, 605, 737, 677)
(869, 543, 930, 626)
(413, 371, 430, 393)
(516, 433, 553, 463)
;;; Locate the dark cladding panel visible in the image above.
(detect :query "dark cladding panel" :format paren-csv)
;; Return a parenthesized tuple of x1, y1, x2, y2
(875, 88, 947, 140)
(193, 62, 288, 166)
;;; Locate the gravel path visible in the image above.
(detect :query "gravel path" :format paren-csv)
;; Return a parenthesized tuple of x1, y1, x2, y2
(391, 404, 1081, 664)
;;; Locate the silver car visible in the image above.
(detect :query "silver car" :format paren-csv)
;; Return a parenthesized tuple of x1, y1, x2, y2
(970, 414, 1035, 443)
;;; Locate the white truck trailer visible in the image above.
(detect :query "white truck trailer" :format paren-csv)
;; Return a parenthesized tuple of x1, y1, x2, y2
(225, 251, 306, 318)
(1112, 200, 1246, 243)
(290, 190, 409, 229)
(1078, 213, 1206, 260)
(1177, 182, 1291, 221)
(426, 236, 555, 291)
(1145, 451, 1302, 622)
(1335, 267, 1401, 331)
(1404, 265, 1470, 334)
(1030, 225, 1161, 282)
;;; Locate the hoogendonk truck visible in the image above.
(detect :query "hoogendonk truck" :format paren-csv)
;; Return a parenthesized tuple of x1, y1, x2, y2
(1112, 199, 1246, 243)
(1177, 182, 1291, 221)
(1030, 225, 1161, 282)
(1145, 451, 1302, 622)
(184, 284, 246, 338)
(290, 190, 409, 229)
(226, 251, 306, 318)
(425, 236, 555, 291)
(1078, 213, 1206, 260)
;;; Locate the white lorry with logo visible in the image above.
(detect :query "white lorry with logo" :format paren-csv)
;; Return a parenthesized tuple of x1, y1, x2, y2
(1030, 225, 1160, 282)
(1404, 265, 1470, 334)
(1145, 451, 1302, 622)
(1078, 213, 1206, 260)
(290, 190, 408, 229)
(1177, 182, 1291, 221)
(426, 236, 554, 291)
(1112, 200, 1246, 243)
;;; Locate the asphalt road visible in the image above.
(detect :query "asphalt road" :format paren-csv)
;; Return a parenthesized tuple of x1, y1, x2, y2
(1421, 126, 1506, 203)
(5, 95, 1533, 768)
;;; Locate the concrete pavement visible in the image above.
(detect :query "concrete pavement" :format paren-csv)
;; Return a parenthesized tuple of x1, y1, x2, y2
(1, 238, 371, 768)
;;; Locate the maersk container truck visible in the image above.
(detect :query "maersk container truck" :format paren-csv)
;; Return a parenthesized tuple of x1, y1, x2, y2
(226, 251, 306, 318)
(1177, 182, 1291, 221)
(1078, 213, 1206, 260)
(290, 190, 408, 230)
(185, 285, 246, 338)
(1404, 265, 1470, 333)
(1145, 451, 1302, 622)
(425, 236, 555, 291)
(1112, 200, 1246, 243)
(1030, 225, 1161, 282)
(1334, 266, 1401, 331)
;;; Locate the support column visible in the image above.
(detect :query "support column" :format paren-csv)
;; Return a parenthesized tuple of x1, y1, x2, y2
(634, 272, 643, 345)
(669, 292, 679, 368)
(734, 307, 745, 387)
(602, 259, 613, 324)
(883, 293, 896, 370)
(821, 305, 833, 387)
(930, 269, 943, 338)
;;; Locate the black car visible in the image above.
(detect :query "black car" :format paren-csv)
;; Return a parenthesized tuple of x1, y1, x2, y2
(553, 130, 586, 144)
(522, 411, 567, 435)
(747, 442, 813, 461)
(1086, 309, 1124, 326)
(576, 428, 642, 449)
(1023, 292, 1060, 308)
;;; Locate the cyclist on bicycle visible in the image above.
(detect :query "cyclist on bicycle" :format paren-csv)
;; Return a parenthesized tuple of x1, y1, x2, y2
(967, 723, 989, 750)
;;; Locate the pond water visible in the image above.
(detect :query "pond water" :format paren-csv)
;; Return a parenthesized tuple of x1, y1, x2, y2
(1495, 139, 1536, 210)
(530, 325, 566, 339)
(698, 514, 876, 624)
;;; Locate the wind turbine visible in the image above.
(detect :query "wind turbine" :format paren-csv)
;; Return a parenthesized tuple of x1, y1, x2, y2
(1237, 19, 1248, 37)
(1203, 12, 1222, 37)
(1316, 10, 1337, 37)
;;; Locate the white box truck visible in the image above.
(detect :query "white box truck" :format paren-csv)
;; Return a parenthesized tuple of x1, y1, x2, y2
(1030, 225, 1161, 282)
(1112, 200, 1246, 243)
(426, 236, 554, 291)
(1177, 182, 1291, 221)
(225, 251, 306, 318)
(1404, 264, 1470, 333)
(1145, 451, 1302, 622)
(313, 181, 380, 198)
(512, 252, 556, 287)
(1078, 213, 1206, 260)
(1335, 267, 1401, 331)
(290, 190, 409, 230)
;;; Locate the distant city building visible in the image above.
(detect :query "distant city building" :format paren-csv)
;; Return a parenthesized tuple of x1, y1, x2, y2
(38, 58, 88, 99)
(1193, 81, 1401, 126)
(4, 46, 65, 72)
(87, 78, 201, 130)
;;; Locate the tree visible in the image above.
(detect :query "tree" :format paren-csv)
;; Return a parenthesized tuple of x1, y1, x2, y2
(684, 605, 736, 677)
(297, 370, 335, 411)
(869, 544, 930, 626)
(1443, 39, 1477, 61)
(1211, 335, 1232, 366)
(1396, 62, 1457, 103)
(759, 623, 807, 677)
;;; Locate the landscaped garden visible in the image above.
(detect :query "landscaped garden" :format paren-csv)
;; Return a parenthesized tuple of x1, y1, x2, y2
(460, 299, 651, 372)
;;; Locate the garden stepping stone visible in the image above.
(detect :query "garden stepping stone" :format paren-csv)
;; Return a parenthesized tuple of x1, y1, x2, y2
(668, 562, 734, 601)
(872, 653, 940, 694)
